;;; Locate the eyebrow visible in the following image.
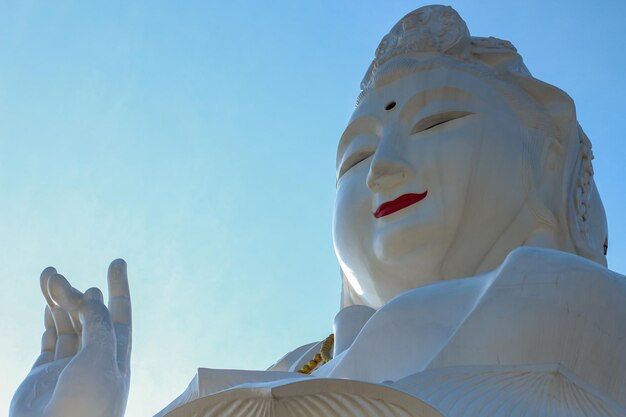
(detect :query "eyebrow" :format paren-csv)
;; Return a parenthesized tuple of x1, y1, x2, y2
(399, 86, 475, 122)
(336, 116, 380, 168)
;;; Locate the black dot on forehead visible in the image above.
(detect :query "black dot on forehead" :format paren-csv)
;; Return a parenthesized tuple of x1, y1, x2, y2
(385, 101, 396, 111)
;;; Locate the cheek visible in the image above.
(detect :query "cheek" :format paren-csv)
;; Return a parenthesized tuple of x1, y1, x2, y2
(473, 117, 526, 198)
(436, 138, 479, 214)
(333, 166, 373, 262)
(433, 116, 526, 235)
(409, 129, 480, 227)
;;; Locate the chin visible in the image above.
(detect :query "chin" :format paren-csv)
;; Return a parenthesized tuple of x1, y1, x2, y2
(372, 234, 451, 293)
(372, 207, 449, 263)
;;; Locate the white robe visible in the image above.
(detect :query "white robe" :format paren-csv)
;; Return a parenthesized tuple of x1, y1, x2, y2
(156, 247, 626, 417)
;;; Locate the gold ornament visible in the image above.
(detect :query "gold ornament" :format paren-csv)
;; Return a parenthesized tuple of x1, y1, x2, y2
(297, 333, 334, 374)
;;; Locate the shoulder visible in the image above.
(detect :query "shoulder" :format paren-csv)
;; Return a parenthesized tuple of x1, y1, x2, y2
(498, 246, 623, 281)
(431, 247, 626, 405)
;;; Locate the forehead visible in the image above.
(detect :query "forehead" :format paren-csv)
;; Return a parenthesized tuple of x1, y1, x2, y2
(349, 66, 509, 123)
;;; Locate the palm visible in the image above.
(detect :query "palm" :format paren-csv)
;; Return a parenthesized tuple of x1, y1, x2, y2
(10, 260, 132, 417)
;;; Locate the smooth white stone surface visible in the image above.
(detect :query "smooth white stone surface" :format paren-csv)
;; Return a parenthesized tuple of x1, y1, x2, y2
(332, 304, 376, 357)
(155, 370, 311, 417)
(393, 364, 625, 417)
(163, 378, 444, 417)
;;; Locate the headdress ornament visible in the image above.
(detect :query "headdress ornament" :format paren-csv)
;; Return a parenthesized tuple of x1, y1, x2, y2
(360, 5, 531, 94)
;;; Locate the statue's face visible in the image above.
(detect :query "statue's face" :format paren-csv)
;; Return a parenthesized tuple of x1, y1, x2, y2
(333, 65, 534, 308)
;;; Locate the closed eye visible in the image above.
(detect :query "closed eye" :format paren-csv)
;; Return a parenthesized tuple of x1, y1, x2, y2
(338, 150, 375, 179)
(410, 111, 474, 135)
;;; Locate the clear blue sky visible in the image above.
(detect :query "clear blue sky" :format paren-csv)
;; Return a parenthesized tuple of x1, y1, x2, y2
(2, 1, 625, 416)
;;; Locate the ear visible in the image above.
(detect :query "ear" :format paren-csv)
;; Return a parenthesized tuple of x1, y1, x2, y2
(515, 76, 577, 144)
(515, 77, 607, 266)
(515, 76, 575, 217)
(514, 77, 574, 232)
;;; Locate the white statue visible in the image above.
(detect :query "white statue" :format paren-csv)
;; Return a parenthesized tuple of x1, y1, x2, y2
(10, 5, 626, 417)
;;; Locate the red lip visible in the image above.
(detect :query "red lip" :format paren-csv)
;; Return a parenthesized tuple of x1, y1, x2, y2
(374, 191, 428, 218)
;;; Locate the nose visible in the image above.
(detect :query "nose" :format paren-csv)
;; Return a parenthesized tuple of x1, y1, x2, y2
(367, 133, 414, 193)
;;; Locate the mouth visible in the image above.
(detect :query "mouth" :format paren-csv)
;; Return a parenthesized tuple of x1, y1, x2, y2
(374, 191, 428, 218)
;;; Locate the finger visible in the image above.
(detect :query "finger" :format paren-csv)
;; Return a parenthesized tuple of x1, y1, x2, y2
(108, 259, 132, 379)
(34, 267, 58, 366)
(83, 286, 105, 350)
(48, 273, 83, 311)
(107, 259, 131, 324)
(41, 305, 58, 353)
(85, 287, 104, 303)
(79, 297, 116, 352)
(51, 307, 78, 359)
(32, 306, 58, 368)
(39, 266, 58, 309)
(47, 274, 80, 359)
(48, 272, 84, 341)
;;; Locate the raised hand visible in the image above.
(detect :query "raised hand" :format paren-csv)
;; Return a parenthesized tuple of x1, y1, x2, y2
(10, 260, 132, 417)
